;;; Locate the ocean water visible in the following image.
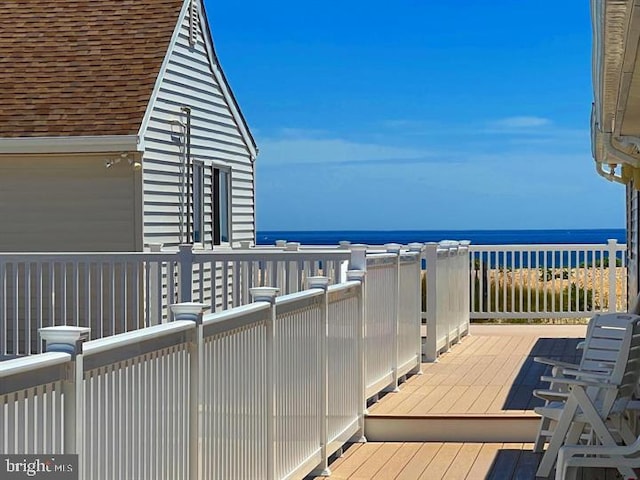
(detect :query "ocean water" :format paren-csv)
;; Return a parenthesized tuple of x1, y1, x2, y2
(256, 229, 627, 246)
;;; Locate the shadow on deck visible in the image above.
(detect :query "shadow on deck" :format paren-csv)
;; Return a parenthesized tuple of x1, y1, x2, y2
(502, 337, 583, 410)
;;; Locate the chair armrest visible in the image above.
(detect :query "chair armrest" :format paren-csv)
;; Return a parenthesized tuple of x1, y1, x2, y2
(533, 357, 579, 370)
(533, 389, 570, 401)
(558, 368, 612, 380)
(540, 375, 616, 389)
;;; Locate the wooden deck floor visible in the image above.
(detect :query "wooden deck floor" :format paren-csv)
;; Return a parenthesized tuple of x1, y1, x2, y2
(310, 442, 621, 480)
(310, 324, 623, 479)
(369, 325, 588, 416)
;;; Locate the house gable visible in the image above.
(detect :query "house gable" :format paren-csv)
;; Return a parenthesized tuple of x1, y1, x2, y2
(139, 0, 257, 159)
(139, 0, 257, 248)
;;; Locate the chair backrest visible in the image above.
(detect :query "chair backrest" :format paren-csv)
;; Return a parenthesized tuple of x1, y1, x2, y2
(587, 314, 640, 414)
(610, 316, 640, 397)
(579, 313, 638, 373)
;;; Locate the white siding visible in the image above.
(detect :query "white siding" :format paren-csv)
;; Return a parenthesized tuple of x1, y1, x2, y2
(140, 1, 255, 249)
(0, 154, 137, 252)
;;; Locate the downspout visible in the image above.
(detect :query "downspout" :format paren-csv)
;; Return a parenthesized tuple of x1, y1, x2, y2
(182, 106, 192, 243)
(591, 103, 638, 185)
(594, 130, 640, 186)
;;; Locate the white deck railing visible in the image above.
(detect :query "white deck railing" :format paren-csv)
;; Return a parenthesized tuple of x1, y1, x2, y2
(0, 246, 351, 356)
(0, 246, 424, 479)
(469, 240, 627, 319)
(423, 241, 471, 361)
(0, 352, 68, 454)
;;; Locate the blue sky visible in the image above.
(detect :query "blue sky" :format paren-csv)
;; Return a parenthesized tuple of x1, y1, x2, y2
(204, 0, 625, 231)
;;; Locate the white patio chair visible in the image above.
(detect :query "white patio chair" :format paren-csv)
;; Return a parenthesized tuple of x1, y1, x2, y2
(555, 434, 640, 480)
(534, 314, 640, 479)
(532, 313, 638, 453)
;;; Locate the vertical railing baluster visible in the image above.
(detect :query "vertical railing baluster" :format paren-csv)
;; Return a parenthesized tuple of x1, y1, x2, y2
(233, 260, 241, 307)
(72, 261, 78, 327)
(25, 262, 31, 354)
(123, 261, 129, 331)
(110, 261, 116, 335)
(36, 263, 43, 352)
(83, 263, 90, 331)
(516, 250, 522, 314)
(12, 262, 18, 354)
(608, 239, 618, 312)
(132, 261, 140, 330)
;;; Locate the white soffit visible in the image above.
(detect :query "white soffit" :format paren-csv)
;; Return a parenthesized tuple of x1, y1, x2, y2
(594, 0, 629, 133)
(0, 135, 142, 155)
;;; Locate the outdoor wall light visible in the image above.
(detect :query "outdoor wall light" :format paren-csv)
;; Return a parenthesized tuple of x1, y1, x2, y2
(105, 152, 142, 170)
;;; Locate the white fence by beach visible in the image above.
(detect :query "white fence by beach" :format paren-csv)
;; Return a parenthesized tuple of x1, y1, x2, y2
(469, 240, 627, 320)
(0, 259, 423, 479)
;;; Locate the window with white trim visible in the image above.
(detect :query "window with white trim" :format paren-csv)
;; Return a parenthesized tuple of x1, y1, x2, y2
(192, 161, 204, 244)
(213, 167, 230, 245)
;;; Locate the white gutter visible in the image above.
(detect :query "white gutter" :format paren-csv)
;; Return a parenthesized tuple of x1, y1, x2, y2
(0, 135, 143, 155)
(593, 122, 640, 185)
(591, 0, 604, 131)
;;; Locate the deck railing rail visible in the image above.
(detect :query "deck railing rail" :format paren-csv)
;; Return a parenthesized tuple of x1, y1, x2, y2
(0, 251, 423, 479)
(0, 246, 351, 356)
(469, 240, 627, 320)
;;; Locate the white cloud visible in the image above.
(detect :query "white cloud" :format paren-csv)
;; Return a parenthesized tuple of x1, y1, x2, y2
(488, 116, 552, 129)
(258, 136, 436, 166)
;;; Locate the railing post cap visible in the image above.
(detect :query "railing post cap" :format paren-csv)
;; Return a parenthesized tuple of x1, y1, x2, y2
(39, 326, 91, 356)
(440, 240, 459, 253)
(350, 244, 368, 252)
(250, 286, 279, 303)
(238, 240, 252, 249)
(275, 240, 287, 248)
(306, 276, 330, 290)
(408, 242, 424, 252)
(459, 240, 471, 246)
(146, 242, 163, 252)
(170, 302, 210, 323)
(285, 241, 300, 251)
(346, 269, 366, 281)
(385, 243, 402, 254)
(339, 240, 352, 249)
(607, 238, 618, 244)
(440, 240, 459, 246)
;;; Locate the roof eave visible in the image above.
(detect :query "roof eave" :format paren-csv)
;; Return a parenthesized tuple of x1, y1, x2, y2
(591, 0, 640, 181)
(0, 135, 143, 155)
(199, 2, 258, 161)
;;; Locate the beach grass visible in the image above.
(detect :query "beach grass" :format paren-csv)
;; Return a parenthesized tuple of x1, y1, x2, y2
(422, 266, 626, 324)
